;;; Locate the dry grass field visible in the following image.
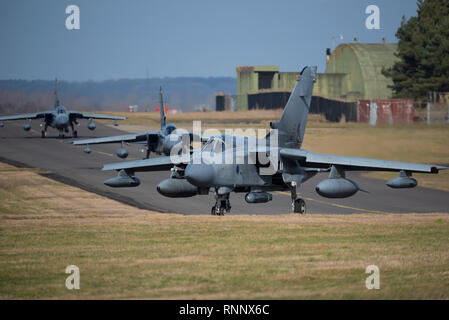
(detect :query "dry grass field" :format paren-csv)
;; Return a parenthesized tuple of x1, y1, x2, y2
(302, 123, 449, 191)
(101, 109, 311, 130)
(1, 162, 448, 299)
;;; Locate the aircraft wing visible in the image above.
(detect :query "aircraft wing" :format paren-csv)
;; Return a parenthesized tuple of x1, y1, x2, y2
(69, 112, 127, 120)
(0, 111, 49, 121)
(102, 156, 177, 172)
(71, 131, 160, 145)
(280, 148, 448, 173)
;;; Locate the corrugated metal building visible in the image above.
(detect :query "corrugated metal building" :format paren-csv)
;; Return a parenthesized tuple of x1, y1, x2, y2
(235, 42, 399, 111)
(215, 92, 235, 111)
(358, 99, 414, 125)
(325, 43, 398, 100)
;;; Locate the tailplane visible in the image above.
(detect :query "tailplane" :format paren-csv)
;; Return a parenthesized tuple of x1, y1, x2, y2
(269, 66, 316, 149)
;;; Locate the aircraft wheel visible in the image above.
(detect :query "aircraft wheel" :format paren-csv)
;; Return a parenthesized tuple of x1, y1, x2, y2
(293, 198, 306, 214)
(41, 131, 46, 138)
(73, 131, 78, 138)
(211, 206, 225, 216)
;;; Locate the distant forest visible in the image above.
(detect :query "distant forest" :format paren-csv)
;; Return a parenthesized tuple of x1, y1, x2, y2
(0, 77, 236, 114)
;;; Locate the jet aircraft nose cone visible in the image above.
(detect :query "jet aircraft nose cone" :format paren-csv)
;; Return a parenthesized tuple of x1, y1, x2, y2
(184, 164, 213, 187)
(55, 114, 69, 129)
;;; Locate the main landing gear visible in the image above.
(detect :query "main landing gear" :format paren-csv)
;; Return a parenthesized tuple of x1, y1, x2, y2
(211, 190, 231, 216)
(70, 122, 78, 138)
(41, 123, 48, 138)
(290, 181, 306, 214)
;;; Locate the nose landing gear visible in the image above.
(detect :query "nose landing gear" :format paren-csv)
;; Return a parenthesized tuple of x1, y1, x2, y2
(69, 122, 78, 138)
(290, 181, 306, 214)
(40, 123, 48, 138)
(211, 190, 231, 216)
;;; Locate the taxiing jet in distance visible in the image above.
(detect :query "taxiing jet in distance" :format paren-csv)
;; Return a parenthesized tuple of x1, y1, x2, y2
(0, 79, 126, 138)
(72, 87, 194, 159)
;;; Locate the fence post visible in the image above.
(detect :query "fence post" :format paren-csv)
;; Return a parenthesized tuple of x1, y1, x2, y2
(447, 102, 449, 124)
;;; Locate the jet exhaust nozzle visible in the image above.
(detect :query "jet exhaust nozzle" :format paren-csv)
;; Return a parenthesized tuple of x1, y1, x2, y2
(245, 192, 273, 204)
(104, 169, 140, 188)
(315, 178, 359, 198)
(157, 178, 198, 198)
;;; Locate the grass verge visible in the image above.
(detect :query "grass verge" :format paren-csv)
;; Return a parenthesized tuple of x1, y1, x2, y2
(1, 162, 448, 299)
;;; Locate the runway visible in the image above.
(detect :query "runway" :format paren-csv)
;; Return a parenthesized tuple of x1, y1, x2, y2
(0, 120, 448, 215)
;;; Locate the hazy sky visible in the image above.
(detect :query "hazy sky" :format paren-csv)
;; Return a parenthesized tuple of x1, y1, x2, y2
(0, 0, 418, 81)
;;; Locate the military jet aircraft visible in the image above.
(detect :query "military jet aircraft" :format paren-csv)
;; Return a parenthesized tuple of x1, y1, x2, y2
(0, 79, 126, 138)
(72, 87, 192, 159)
(100, 66, 448, 215)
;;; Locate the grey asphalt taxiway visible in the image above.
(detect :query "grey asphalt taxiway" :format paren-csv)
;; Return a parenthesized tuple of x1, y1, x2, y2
(0, 121, 448, 215)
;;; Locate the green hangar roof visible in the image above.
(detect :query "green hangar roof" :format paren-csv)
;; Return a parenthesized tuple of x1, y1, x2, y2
(325, 43, 398, 100)
(235, 42, 399, 110)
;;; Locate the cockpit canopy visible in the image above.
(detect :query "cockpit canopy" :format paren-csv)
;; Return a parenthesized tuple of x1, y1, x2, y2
(202, 135, 225, 154)
(163, 123, 177, 135)
(56, 106, 67, 114)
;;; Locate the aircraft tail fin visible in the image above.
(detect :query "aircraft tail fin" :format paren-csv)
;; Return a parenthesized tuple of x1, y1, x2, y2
(54, 78, 60, 107)
(159, 86, 167, 130)
(269, 66, 316, 149)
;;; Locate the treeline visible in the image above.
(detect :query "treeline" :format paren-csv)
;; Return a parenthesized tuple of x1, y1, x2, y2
(0, 77, 236, 114)
(383, 0, 449, 101)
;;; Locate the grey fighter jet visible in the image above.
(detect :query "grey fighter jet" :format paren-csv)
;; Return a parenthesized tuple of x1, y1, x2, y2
(101, 66, 448, 215)
(0, 79, 126, 138)
(72, 87, 188, 159)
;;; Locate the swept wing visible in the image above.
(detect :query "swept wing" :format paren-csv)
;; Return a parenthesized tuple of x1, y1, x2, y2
(280, 149, 448, 173)
(69, 112, 126, 121)
(102, 156, 176, 172)
(0, 111, 52, 121)
(72, 131, 160, 145)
